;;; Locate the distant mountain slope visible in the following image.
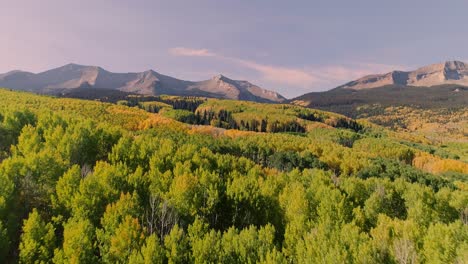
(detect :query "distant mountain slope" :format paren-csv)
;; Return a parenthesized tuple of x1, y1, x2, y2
(292, 84, 468, 115)
(291, 84, 468, 140)
(0, 63, 285, 103)
(292, 61, 468, 143)
(292, 60, 468, 113)
(339, 60, 468, 90)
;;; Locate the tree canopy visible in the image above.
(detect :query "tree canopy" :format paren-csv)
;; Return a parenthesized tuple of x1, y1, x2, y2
(0, 88, 466, 263)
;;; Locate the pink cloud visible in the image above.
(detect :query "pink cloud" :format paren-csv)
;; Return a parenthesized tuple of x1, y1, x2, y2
(168, 46, 408, 92)
(229, 58, 318, 87)
(169, 47, 216, 57)
(169, 47, 318, 87)
(305, 62, 411, 87)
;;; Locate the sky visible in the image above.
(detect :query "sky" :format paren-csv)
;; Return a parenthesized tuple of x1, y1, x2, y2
(2, 0, 468, 98)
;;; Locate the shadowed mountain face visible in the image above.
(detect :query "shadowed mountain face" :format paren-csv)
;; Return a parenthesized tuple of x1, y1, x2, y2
(292, 84, 468, 116)
(0, 63, 285, 103)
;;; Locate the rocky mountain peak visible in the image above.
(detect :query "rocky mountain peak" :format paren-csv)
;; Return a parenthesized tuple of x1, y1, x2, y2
(212, 74, 230, 82)
(340, 60, 468, 90)
(443, 60, 466, 69)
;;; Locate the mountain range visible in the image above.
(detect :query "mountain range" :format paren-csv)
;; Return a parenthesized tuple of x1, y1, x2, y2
(338, 60, 468, 90)
(1, 60, 468, 108)
(292, 60, 468, 115)
(0, 63, 286, 103)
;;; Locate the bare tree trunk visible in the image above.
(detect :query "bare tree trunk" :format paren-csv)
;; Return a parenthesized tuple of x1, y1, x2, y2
(145, 194, 158, 235)
(393, 238, 418, 264)
(81, 164, 92, 178)
(159, 200, 178, 241)
(460, 207, 468, 225)
(144, 195, 179, 242)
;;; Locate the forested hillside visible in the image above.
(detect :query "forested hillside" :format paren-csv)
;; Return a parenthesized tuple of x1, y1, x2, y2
(292, 85, 468, 162)
(0, 88, 466, 263)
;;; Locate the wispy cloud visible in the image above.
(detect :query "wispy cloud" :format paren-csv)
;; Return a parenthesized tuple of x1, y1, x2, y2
(169, 47, 216, 57)
(307, 63, 410, 84)
(170, 47, 318, 87)
(228, 57, 318, 87)
(169, 46, 408, 94)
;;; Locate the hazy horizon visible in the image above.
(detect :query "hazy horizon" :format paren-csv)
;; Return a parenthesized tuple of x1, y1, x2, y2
(3, 0, 468, 97)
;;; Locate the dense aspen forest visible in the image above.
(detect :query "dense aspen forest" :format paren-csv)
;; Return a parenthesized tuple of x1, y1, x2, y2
(0, 88, 466, 263)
